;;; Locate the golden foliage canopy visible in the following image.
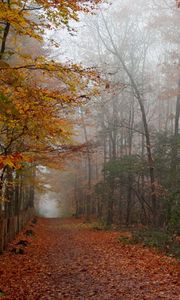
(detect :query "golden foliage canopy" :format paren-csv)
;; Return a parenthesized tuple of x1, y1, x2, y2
(0, 0, 103, 170)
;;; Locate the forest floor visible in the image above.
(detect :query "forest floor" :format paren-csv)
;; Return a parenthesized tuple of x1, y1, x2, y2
(0, 218, 179, 300)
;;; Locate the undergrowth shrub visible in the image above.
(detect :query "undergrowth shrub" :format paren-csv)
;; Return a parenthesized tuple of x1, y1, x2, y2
(131, 229, 180, 258)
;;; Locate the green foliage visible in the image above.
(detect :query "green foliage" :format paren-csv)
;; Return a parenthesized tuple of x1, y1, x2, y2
(118, 236, 132, 245)
(90, 220, 115, 231)
(166, 191, 180, 234)
(131, 229, 180, 258)
(0, 289, 5, 297)
(25, 229, 34, 237)
(132, 229, 170, 248)
(91, 222, 105, 231)
(94, 181, 108, 195)
(0, 92, 18, 117)
(94, 181, 112, 212)
(154, 132, 180, 187)
(102, 155, 148, 192)
(104, 155, 145, 179)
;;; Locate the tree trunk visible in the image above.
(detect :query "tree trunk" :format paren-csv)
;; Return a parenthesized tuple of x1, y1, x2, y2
(80, 109, 91, 221)
(0, 22, 10, 60)
(171, 77, 180, 188)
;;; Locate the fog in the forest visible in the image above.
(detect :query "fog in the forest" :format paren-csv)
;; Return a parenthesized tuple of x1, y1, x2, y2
(36, 0, 179, 229)
(1, 3, 180, 296)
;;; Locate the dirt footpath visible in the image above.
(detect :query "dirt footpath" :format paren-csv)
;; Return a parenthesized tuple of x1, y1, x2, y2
(0, 218, 179, 300)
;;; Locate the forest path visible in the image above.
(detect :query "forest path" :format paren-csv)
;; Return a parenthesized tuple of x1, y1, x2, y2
(0, 218, 179, 300)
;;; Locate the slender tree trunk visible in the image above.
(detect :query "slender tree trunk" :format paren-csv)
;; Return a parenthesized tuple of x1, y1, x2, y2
(0, 0, 11, 60)
(126, 94, 134, 226)
(0, 22, 10, 60)
(171, 77, 180, 188)
(80, 109, 91, 221)
(174, 78, 180, 136)
(106, 190, 114, 226)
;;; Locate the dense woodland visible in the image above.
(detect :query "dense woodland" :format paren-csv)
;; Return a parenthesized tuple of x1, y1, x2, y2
(69, 0, 180, 238)
(0, 0, 180, 255)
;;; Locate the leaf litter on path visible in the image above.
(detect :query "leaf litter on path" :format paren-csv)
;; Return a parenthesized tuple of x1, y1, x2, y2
(0, 218, 179, 299)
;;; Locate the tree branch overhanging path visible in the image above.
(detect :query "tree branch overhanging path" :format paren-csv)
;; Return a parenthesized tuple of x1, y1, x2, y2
(0, 0, 105, 252)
